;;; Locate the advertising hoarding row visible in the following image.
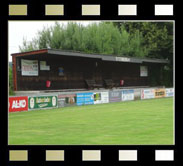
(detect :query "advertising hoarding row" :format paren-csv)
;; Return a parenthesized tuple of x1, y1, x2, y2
(141, 88, 174, 99)
(9, 95, 58, 112)
(8, 88, 174, 112)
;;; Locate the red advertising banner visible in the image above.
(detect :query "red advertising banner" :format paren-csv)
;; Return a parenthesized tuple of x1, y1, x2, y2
(9, 96, 28, 112)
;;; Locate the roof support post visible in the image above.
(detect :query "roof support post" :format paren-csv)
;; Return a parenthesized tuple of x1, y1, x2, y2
(12, 56, 17, 91)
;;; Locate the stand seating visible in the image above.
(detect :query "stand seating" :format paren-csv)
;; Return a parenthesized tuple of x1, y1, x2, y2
(85, 79, 103, 89)
(104, 79, 116, 88)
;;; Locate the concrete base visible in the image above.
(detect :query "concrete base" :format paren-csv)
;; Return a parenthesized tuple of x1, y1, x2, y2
(13, 86, 165, 96)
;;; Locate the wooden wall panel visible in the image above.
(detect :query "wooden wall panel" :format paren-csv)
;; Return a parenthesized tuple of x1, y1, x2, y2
(15, 54, 157, 91)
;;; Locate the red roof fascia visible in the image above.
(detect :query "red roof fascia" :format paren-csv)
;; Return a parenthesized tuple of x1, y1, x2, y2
(11, 49, 48, 57)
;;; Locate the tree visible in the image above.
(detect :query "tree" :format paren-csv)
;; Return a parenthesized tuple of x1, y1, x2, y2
(19, 22, 147, 57)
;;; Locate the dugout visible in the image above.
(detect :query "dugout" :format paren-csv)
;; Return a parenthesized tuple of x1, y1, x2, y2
(11, 49, 169, 91)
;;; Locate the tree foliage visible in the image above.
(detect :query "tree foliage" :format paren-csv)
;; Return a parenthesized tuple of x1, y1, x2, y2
(114, 22, 173, 60)
(19, 22, 149, 58)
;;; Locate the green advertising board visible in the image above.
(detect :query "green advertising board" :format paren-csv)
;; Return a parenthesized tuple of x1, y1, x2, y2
(28, 95, 58, 110)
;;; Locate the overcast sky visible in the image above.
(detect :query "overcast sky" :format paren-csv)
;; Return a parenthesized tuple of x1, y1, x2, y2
(8, 21, 101, 62)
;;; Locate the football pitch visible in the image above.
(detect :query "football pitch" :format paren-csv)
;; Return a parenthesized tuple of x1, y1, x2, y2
(9, 97, 174, 145)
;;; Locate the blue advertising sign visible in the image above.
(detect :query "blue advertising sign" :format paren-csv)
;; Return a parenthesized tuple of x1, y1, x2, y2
(76, 93, 94, 106)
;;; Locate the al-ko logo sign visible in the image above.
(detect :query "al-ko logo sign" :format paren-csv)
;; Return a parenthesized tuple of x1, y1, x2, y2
(9, 96, 28, 112)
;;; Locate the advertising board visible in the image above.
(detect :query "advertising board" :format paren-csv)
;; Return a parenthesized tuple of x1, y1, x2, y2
(109, 91, 121, 102)
(93, 91, 109, 104)
(134, 89, 141, 100)
(58, 94, 76, 107)
(76, 93, 94, 106)
(28, 95, 58, 110)
(58, 67, 64, 76)
(140, 66, 148, 77)
(141, 89, 155, 99)
(40, 61, 50, 70)
(122, 89, 134, 101)
(21, 59, 38, 76)
(154, 88, 166, 98)
(9, 96, 28, 112)
(165, 88, 174, 97)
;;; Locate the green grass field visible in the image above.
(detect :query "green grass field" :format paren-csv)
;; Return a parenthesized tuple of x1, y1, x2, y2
(9, 97, 174, 145)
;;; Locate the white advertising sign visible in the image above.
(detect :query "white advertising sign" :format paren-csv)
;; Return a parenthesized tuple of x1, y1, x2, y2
(141, 89, 155, 99)
(40, 61, 50, 70)
(21, 59, 38, 76)
(101, 92, 109, 103)
(94, 92, 109, 104)
(165, 88, 174, 97)
(122, 90, 134, 101)
(140, 66, 148, 77)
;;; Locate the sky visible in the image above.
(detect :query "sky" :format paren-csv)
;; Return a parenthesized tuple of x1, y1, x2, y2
(8, 21, 101, 62)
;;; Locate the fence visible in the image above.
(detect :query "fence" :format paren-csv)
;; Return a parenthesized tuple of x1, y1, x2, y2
(8, 87, 174, 112)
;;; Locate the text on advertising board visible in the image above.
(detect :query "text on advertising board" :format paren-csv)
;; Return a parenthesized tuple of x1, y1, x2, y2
(155, 89, 166, 98)
(165, 88, 174, 97)
(21, 59, 38, 76)
(141, 89, 155, 99)
(9, 96, 28, 112)
(109, 91, 121, 102)
(58, 94, 76, 107)
(76, 93, 94, 105)
(122, 90, 134, 101)
(140, 66, 148, 77)
(28, 95, 58, 110)
(94, 92, 109, 104)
